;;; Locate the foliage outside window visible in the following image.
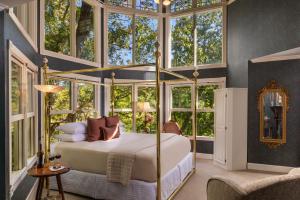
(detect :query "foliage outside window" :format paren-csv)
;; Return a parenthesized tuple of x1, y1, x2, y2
(107, 0, 158, 12)
(108, 12, 158, 66)
(10, 56, 37, 175)
(170, 0, 221, 12)
(110, 83, 157, 133)
(77, 83, 96, 121)
(45, 0, 96, 62)
(169, 83, 220, 137)
(170, 9, 223, 68)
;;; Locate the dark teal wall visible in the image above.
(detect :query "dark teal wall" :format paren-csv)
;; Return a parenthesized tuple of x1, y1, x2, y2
(227, 0, 300, 87)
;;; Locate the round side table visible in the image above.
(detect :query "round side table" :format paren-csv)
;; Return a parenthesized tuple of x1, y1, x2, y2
(28, 162, 70, 200)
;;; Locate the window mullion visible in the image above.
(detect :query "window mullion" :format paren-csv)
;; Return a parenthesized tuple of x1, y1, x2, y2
(132, 14, 136, 64)
(70, 0, 77, 57)
(132, 84, 137, 132)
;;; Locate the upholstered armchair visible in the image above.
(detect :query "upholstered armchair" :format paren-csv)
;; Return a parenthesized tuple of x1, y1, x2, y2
(207, 168, 300, 200)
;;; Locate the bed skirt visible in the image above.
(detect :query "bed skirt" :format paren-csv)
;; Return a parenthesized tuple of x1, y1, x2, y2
(50, 153, 193, 200)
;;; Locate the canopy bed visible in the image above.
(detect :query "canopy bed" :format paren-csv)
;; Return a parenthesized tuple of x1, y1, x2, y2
(37, 42, 199, 200)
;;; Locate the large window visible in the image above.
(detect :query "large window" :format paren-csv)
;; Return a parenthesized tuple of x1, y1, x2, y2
(107, 12, 159, 66)
(169, 8, 223, 68)
(44, 0, 99, 63)
(107, 0, 159, 12)
(170, 0, 222, 12)
(106, 81, 158, 133)
(167, 78, 225, 137)
(50, 79, 99, 130)
(9, 43, 38, 190)
(10, 1, 37, 48)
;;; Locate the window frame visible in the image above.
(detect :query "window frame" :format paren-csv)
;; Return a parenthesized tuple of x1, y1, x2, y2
(165, 77, 226, 140)
(8, 41, 39, 194)
(49, 71, 101, 119)
(103, 6, 163, 70)
(104, 78, 163, 133)
(8, 0, 38, 52)
(165, 2, 227, 71)
(40, 0, 102, 67)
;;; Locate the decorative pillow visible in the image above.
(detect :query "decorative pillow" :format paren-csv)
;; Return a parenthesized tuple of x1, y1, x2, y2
(87, 117, 106, 141)
(163, 121, 182, 135)
(105, 116, 120, 127)
(56, 122, 87, 134)
(101, 125, 120, 141)
(55, 133, 86, 142)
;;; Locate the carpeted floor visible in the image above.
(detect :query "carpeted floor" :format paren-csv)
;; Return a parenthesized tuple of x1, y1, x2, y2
(48, 159, 281, 200)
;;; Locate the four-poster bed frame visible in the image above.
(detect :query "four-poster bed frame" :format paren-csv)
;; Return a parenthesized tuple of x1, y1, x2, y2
(41, 42, 199, 200)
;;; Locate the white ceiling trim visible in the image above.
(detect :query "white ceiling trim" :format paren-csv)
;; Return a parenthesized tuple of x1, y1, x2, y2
(251, 47, 300, 63)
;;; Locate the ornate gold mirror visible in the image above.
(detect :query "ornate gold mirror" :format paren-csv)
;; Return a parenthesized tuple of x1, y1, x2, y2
(258, 80, 289, 148)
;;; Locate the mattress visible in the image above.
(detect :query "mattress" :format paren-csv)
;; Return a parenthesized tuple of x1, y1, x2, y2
(53, 133, 191, 182)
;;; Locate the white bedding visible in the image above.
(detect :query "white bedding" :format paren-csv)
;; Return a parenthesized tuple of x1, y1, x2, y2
(53, 133, 191, 182)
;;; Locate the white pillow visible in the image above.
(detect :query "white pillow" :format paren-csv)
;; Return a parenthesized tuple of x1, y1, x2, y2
(55, 133, 86, 142)
(55, 122, 87, 134)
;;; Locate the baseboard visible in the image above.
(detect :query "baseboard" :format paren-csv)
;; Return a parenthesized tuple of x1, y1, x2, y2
(26, 179, 39, 200)
(196, 153, 213, 160)
(247, 163, 293, 173)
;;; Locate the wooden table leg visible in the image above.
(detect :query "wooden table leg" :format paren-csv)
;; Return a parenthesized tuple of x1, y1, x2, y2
(56, 175, 65, 200)
(36, 177, 44, 200)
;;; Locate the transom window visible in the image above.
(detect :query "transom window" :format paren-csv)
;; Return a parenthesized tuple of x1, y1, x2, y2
(107, 0, 159, 12)
(170, 0, 222, 13)
(107, 12, 159, 66)
(43, 0, 99, 63)
(167, 78, 225, 137)
(169, 8, 223, 68)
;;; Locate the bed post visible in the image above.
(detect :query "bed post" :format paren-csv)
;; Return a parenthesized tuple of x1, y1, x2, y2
(193, 69, 199, 170)
(111, 72, 115, 116)
(155, 42, 161, 200)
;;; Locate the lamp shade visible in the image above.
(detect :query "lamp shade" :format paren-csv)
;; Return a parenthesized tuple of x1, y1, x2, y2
(34, 85, 64, 93)
(163, 0, 171, 6)
(137, 102, 151, 112)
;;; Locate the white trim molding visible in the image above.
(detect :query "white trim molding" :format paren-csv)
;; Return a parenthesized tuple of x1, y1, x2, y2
(247, 163, 293, 174)
(196, 153, 213, 160)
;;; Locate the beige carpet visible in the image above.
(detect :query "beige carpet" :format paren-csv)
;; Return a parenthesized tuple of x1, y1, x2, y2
(48, 159, 281, 200)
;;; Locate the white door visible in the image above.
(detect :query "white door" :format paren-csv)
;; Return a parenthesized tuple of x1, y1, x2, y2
(214, 89, 226, 165)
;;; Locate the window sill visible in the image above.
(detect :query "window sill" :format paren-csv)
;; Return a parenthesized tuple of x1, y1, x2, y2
(167, 63, 227, 71)
(188, 136, 214, 141)
(41, 49, 100, 68)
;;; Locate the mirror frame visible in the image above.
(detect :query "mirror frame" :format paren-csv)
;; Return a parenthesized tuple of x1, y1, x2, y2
(258, 80, 289, 149)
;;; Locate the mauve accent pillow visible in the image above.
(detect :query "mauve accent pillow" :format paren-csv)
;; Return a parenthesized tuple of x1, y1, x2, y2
(87, 117, 106, 141)
(101, 125, 120, 141)
(105, 116, 120, 127)
(163, 121, 182, 135)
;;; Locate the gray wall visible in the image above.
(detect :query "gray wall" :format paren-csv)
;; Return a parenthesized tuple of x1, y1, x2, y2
(248, 60, 300, 167)
(227, 0, 300, 87)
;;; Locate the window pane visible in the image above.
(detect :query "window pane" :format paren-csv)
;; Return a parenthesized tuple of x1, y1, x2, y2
(26, 117, 35, 158)
(197, 112, 214, 137)
(49, 80, 72, 111)
(77, 83, 95, 110)
(27, 72, 34, 112)
(45, 0, 71, 55)
(197, 0, 221, 7)
(11, 61, 22, 115)
(135, 16, 158, 64)
(13, 3, 30, 34)
(198, 85, 219, 109)
(11, 121, 23, 171)
(196, 9, 223, 65)
(171, 112, 192, 135)
(108, 0, 132, 8)
(76, 1, 95, 61)
(136, 0, 158, 12)
(171, 15, 194, 67)
(170, 0, 192, 12)
(136, 112, 156, 133)
(108, 13, 133, 65)
(172, 86, 191, 108)
(116, 112, 133, 132)
(114, 85, 132, 109)
(137, 86, 156, 108)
